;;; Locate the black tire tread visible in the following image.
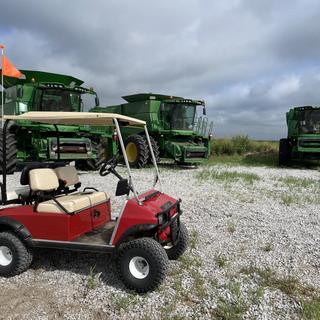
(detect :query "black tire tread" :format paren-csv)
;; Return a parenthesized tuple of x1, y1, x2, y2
(144, 136, 161, 164)
(118, 237, 168, 293)
(0, 231, 33, 277)
(75, 139, 106, 171)
(124, 135, 149, 168)
(165, 221, 189, 260)
(279, 138, 291, 166)
(0, 131, 17, 174)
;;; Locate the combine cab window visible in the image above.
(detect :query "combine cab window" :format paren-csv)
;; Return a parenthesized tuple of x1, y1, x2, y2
(36, 89, 80, 112)
(81, 93, 98, 112)
(4, 87, 17, 103)
(299, 110, 320, 134)
(162, 103, 196, 130)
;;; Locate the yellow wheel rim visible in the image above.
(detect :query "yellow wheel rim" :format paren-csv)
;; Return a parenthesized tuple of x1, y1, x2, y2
(126, 142, 138, 163)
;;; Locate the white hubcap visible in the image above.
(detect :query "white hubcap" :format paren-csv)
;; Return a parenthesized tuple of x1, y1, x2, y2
(0, 246, 13, 266)
(129, 256, 150, 279)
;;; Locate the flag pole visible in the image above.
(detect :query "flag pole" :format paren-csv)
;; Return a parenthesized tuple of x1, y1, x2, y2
(1, 45, 3, 128)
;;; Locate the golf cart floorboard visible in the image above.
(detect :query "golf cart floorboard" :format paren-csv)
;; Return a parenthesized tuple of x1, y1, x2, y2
(73, 221, 116, 245)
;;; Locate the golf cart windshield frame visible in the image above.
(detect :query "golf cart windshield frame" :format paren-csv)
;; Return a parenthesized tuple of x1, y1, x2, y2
(1, 113, 162, 205)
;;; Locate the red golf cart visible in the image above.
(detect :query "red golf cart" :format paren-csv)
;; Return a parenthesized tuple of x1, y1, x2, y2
(0, 112, 188, 293)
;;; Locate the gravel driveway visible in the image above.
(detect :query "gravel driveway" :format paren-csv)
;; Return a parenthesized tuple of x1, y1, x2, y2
(1, 164, 319, 319)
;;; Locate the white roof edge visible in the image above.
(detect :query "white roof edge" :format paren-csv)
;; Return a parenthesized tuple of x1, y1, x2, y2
(2, 111, 146, 126)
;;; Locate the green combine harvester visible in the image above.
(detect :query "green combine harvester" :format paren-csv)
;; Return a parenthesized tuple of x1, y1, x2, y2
(279, 106, 320, 165)
(0, 70, 111, 172)
(92, 93, 213, 168)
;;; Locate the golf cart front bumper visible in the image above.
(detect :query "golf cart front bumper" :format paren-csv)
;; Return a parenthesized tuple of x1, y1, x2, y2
(111, 190, 182, 246)
(156, 199, 182, 245)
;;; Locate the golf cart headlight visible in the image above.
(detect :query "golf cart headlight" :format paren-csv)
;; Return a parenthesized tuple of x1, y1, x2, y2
(157, 213, 164, 225)
(157, 212, 169, 225)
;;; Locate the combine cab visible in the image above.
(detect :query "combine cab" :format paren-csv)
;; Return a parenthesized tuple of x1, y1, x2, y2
(92, 93, 213, 168)
(279, 106, 320, 165)
(0, 70, 108, 172)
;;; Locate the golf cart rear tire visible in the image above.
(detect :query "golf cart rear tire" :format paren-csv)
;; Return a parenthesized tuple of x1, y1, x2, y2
(118, 238, 168, 293)
(0, 232, 33, 277)
(165, 221, 189, 260)
(124, 135, 149, 168)
(0, 131, 17, 174)
(279, 138, 291, 166)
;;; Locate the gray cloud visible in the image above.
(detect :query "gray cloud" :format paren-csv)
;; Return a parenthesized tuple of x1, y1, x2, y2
(1, 0, 320, 139)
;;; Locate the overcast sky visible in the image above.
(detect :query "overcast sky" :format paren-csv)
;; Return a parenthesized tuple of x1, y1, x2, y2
(1, 0, 320, 139)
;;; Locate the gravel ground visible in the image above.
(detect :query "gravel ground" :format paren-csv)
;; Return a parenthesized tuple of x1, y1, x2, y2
(0, 164, 319, 319)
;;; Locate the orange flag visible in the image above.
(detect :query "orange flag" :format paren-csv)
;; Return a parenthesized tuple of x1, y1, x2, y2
(2, 54, 23, 78)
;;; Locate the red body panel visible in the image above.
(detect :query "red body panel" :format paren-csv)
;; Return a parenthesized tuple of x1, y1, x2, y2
(111, 190, 177, 245)
(0, 199, 111, 241)
(91, 201, 111, 229)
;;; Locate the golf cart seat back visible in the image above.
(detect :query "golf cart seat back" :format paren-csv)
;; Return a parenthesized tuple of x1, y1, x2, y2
(29, 168, 59, 191)
(54, 166, 109, 204)
(29, 168, 108, 214)
(54, 166, 80, 187)
(20, 162, 66, 186)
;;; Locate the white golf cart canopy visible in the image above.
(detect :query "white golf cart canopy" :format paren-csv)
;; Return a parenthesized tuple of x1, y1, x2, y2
(3, 111, 146, 126)
(1, 112, 161, 205)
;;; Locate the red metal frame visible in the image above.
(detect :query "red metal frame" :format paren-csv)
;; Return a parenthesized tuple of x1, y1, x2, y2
(0, 200, 111, 241)
(111, 190, 177, 245)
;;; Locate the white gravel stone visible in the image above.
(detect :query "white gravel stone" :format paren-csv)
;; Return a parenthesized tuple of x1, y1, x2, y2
(0, 164, 319, 319)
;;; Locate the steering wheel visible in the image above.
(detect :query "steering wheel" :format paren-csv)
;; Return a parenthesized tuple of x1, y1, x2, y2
(99, 157, 118, 176)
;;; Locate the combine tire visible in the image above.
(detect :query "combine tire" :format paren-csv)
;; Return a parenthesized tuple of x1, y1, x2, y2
(279, 138, 291, 166)
(164, 221, 189, 260)
(145, 136, 161, 164)
(76, 140, 106, 171)
(118, 238, 168, 293)
(0, 232, 33, 277)
(125, 135, 148, 168)
(0, 130, 17, 174)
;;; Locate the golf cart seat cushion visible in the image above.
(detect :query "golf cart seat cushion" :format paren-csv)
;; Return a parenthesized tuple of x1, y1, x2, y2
(36, 194, 91, 214)
(81, 191, 109, 204)
(54, 166, 79, 187)
(0, 186, 30, 201)
(29, 168, 59, 191)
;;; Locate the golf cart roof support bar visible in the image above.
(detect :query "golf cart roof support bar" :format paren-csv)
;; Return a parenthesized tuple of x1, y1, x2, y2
(113, 118, 141, 205)
(1, 120, 9, 203)
(143, 124, 163, 191)
(53, 124, 60, 161)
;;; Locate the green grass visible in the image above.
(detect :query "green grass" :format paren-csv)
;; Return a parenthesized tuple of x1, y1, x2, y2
(189, 229, 199, 251)
(211, 136, 278, 156)
(214, 254, 228, 268)
(197, 168, 260, 184)
(279, 176, 320, 189)
(212, 281, 248, 320)
(113, 294, 138, 311)
(206, 135, 279, 167)
(301, 296, 320, 319)
(240, 266, 316, 298)
(277, 176, 320, 205)
(227, 221, 236, 234)
(206, 152, 279, 167)
(281, 194, 295, 206)
(86, 265, 99, 290)
(262, 242, 274, 252)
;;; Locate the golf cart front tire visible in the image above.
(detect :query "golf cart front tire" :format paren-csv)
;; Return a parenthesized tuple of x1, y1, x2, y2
(117, 238, 168, 293)
(165, 221, 189, 260)
(0, 231, 33, 277)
